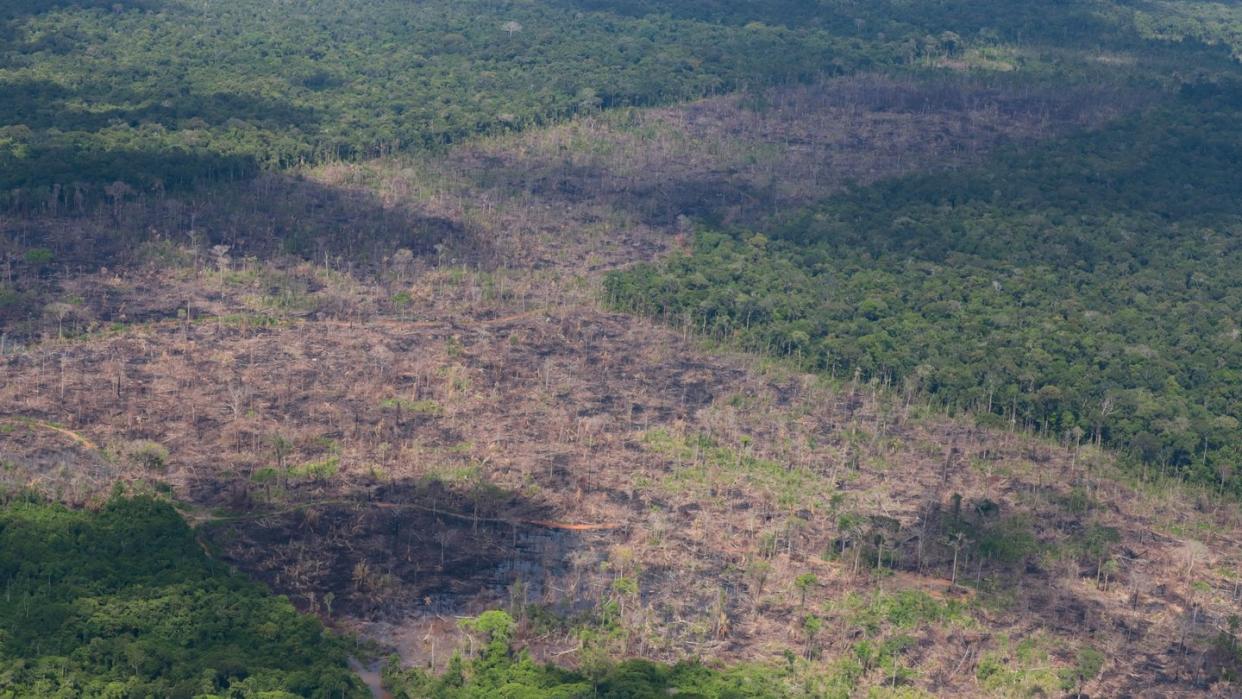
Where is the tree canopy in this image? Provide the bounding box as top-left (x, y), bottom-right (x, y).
top-left (608, 81), bottom-right (1242, 494)
top-left (0, 495), bottom-right (365, 698)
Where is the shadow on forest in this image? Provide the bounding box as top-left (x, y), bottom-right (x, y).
top-left (0, 78), bottom-right (319, 134)
top-left (552, 0), bottom-right (1129, 42)
top-left (1, 167), bottom-right (487, 270)
top-left (0, 75), bottom-right (320, 195)
top-left (0, 166), bottom-right (490, 336)
top-left (549, 0), bottom-right (851, 30)
top-left (0, 0), bottom-right (164, 20)
top-left (0, 0), bottom-right (172, 51)
top-left (196, 478), bottom-right (590, 620)
top-left (1, 0), bottom-right (317, 196)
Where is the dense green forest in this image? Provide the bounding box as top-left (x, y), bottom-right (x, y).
top-left (4, 0), bottom-right (1240, 209)
top-left (607, 79), bottom-right (1242, 493)
top-left (0, 495), bottom-right (366, 698)
top-left (0, 0), bottom-right (885, 204)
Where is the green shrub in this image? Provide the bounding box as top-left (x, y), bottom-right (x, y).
top-left (121, 440), bottom-right (171, 472)
top-left (292, 456), bottom-right (340, 481)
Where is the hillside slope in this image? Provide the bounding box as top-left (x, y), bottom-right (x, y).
top-left (3, 72), bottom-right (1242, 696)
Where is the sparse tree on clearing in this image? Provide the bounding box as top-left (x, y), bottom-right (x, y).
top-left (794, 572), bottom-right (817, 608)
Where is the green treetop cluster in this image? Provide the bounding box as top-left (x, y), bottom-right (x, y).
top-left (0, 495), bottom-right (366, 698)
